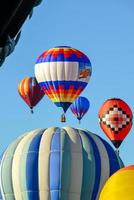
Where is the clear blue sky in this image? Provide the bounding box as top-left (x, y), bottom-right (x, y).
top-left (0, 0), bottom-right (134, 165)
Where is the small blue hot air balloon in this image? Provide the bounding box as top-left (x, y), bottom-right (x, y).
top-left (70, 96), bottom-right (90, 123)
top-left (0, 127), bottom-right (123, 200)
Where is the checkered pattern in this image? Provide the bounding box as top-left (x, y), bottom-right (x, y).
top-left (99, 105), bottom-right (132, 133)
top-left (36, 46), bottom-right (91, 64)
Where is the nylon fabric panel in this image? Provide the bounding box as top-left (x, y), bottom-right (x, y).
top-left (38, 127), bottom-right (57, 200)
top-left (35, 47), bottom-right (91, 64)
top-left (88, 133), bottom-right (110, 200)
top-left (83, 131), bottom-right (101, 200)
top-left (99, 170), bottom-right (134, 200)
top-left (36, 62), bottom-right (60, 102)
top-left (35, 62), bottom-right (83, 82)
top-left (19, 130), bottom-right (44, 200)
top-left (0, 190), bottom-right (2, 200)
top-left (35, 63), bottom-right (46, 84)
top-left (45, 62), bottom-right (62, 102)
top-left (98, 137), bottom-right (121, 175)
top-left (50, 129), bottom-right (60, 199)
top-left (25, 132), bottom-right (43, 200)
top-left (0, 152), bottom-right (8, 200)
top-left (56, 62), bottom-right (79, 103)
top-left (0, 135), bottom-right (25, 200)
top-left (64, 62), bottom-right (79, 80)
top-left (63, 127), bottom-right (83, 200)
top-left (78, 130), bottom-right (95, 200)
top-left (12, 129), bottom-right (41, 200)
top-left (39, 81), bottom-right (87, 103)
top-left (24, 78), bottom-right (30, 96)
top-left (18, 78), bottom-right (26, 97)
top-left (60, 129), bottom-right (71, 200)
top-left (18, 78), bottom-right (31, 107)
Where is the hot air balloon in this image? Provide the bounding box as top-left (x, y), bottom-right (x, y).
top-left (99, 165), bottom-right (134, 200)
top-left (0, 127), bottom-right (123, 200)
top-left (18, 77), bottom-right (44, 113)
top-left (35, 46), bottom-right (92, 122)
top-left (98, 98), bottom-right (133, 150)
top-left (70, 96), bottom-right (90, 123)
top-left (0, 0), bottom-right (43, 66)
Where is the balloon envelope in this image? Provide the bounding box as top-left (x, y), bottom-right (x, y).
top-left (98, 98), bottom-right (133, 148)
top-left (35, 46), bottom-right (92, 113)
top-left (18, 77), bottom-right (44, 112)
top-left (70, 96), bottom-right (90, 121)
top-left (0, 127), bottom-right (123, 200)
top-left (99, 165), bottom-right (134, 200)
top-left (0, 0), bottom-right (42, 67)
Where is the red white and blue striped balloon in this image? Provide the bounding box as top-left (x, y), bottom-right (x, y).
top-left (0, 127), bottom-right (123, 200)
top-left (35, 46), bottom-right (92, 113)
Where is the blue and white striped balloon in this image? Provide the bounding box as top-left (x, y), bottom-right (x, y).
top-left (0, 127), bottom-right (123, 200)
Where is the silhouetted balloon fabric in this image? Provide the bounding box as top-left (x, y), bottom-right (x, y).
top-left (99, 165), bottom-right (134, 200)
top-left (98, 98), bottom-right (133, 148)
top-left (0, 127), bottom-right (123, 200)
top-left (35, 46), bottom-right (92, 113)
top-left (18, 77), bottom-right (44, 113)
top-left (70, 96), bottom-right (90, 122)
top-left (0, 0), bottom-right (43, 67)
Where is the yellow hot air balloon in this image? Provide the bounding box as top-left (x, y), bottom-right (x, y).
top-left (99, 165), bottom-right (134, 200)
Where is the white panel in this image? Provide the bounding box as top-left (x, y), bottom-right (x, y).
top-left (64, 62), bottom-right (79, 80)
top-left (57, 62), bottom-right (65, 80)
top-left (12, 129), bottom-right (41, 200)
top-left (35, 62), bottom-right (80, 82)
top-left (38, 127), bottom-right (57, 200)
top-left (35, 63), bottom-right (46, 83)
top-left (43, 62), bottom-right (51, 82)
top-left (49, 62), bottom-right (58, 81)
top-left (63, 127), bottom-right (82, 200)
top-left (0, 151), bottom-right (6, 200)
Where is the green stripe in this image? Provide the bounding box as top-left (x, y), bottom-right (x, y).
top-left (78, 130), bottom-right (96, 200)
top-left (60, 128), bottom-right (71, 200)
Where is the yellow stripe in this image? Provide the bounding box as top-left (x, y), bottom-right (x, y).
top-left (18, 79), bottom-right (24, 96)
top-left (23, 77), bottom-right (30, 96)
top-left (18, 77), bottom-right (29, 96)
top-left (48, 94), bottom-right (80, 103)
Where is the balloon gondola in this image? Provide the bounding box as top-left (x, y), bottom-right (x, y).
top-left (35, 46), bottom-right (92, 122)
top-left (18, 77), bottom-right (44, 113)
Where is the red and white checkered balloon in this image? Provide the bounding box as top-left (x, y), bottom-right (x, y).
top-left (98, 98), bottom-right (133, 148)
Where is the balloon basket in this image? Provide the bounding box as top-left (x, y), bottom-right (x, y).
top-left (61, 113), bottom-right (66, 122)
top-left (78, 119), bottom-right (81, 124)
top-left (30, 109), bottom-right (34, 114)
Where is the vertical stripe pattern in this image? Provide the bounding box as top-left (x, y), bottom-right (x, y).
top-left (18, 77), bottom-right (44, 110)
top-left (0, 127), bottom-right (123, 200)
